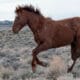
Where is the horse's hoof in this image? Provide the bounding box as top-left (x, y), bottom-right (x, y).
top-left (67, 68), bottom-right (72, 73)
top-left (32, 67), bottom-right (36, 73)
top-left (42, 62), bottom-right (48, 67)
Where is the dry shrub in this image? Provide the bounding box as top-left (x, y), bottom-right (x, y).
top-left (46, 55), bottom-right (67, 79)
top-left (0, 65), bottom-right (14, 79)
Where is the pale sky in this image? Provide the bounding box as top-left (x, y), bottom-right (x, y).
top-left (0, 0), bottom-right (80, 21)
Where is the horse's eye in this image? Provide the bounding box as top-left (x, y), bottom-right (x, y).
top-left (16, 16), bottom-right (20, 21)
top-left (17, 17), bottom-right (20, 20)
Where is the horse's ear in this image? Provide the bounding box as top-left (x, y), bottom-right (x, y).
top-left (15, 6), bottom-right (23, 15)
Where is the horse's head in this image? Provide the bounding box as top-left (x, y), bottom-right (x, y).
top-left (12, 6), bottom-right (29, 34)
top-left (12, 5), bottom-right (43, 34)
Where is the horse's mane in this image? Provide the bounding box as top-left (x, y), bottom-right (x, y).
top-left (15, 5), bottom-right (42, 16)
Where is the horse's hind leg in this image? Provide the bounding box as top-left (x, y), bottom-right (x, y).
top-left (68, 43), bottom-right (77, 72)
top-left (68, 40), bottom-right (80, 72)
top-left (68, 59), bottom-right (76, 72)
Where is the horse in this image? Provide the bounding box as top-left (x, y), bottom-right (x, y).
top-left (12, 5), bottom-right (80, 72)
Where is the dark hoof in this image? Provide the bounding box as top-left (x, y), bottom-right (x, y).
top-left (67, 68), bottom-right (72, 73)
top-left (41, 62), bottom-right (48, 67)
top-left (32, 66), bottom-right (36, 73)
top-left (31, 61), bottom-right (37, 73)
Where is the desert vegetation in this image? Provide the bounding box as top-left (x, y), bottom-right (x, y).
top-left (0, 27), bottom-right (80, 80)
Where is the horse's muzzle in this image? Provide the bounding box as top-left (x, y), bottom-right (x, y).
top-left (12, 27), bottom-right (19, 34)
top-left (12, 29), bottom-right (19, 34)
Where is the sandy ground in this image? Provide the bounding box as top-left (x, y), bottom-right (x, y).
top-left (0, 27), bottom-right (80, 80)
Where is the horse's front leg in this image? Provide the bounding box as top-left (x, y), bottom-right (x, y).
top-left (32, 41), bottom-right (52, 72)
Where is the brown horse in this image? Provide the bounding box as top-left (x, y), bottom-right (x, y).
top-left (12, 5), bottom-right (80, 72)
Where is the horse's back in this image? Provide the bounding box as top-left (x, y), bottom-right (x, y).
top-left (38, 17), bottom-right (80, 47)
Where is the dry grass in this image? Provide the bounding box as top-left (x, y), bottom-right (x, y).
top-left (46, 55), bottom-right (67, 79)
top-left (0, 29), bottom-right (80, 80)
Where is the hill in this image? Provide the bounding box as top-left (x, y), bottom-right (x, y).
top-left (0, 20), bottom-right (13, 27)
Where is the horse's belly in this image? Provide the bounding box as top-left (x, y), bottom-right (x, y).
top-left (54, 27), bottom-right (74, 47)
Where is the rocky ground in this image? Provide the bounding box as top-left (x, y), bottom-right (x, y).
top-left (0, 27), bottom-right (80, 80)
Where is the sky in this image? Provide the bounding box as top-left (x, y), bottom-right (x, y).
top-left (0, 0), bottom-right (80, 21)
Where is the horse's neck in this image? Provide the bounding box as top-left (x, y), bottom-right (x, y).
top-left (28, 15), bottom-right (43, 34)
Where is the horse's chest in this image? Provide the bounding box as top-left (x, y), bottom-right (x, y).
top-left (34, 31), bottom-right (44, 44)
